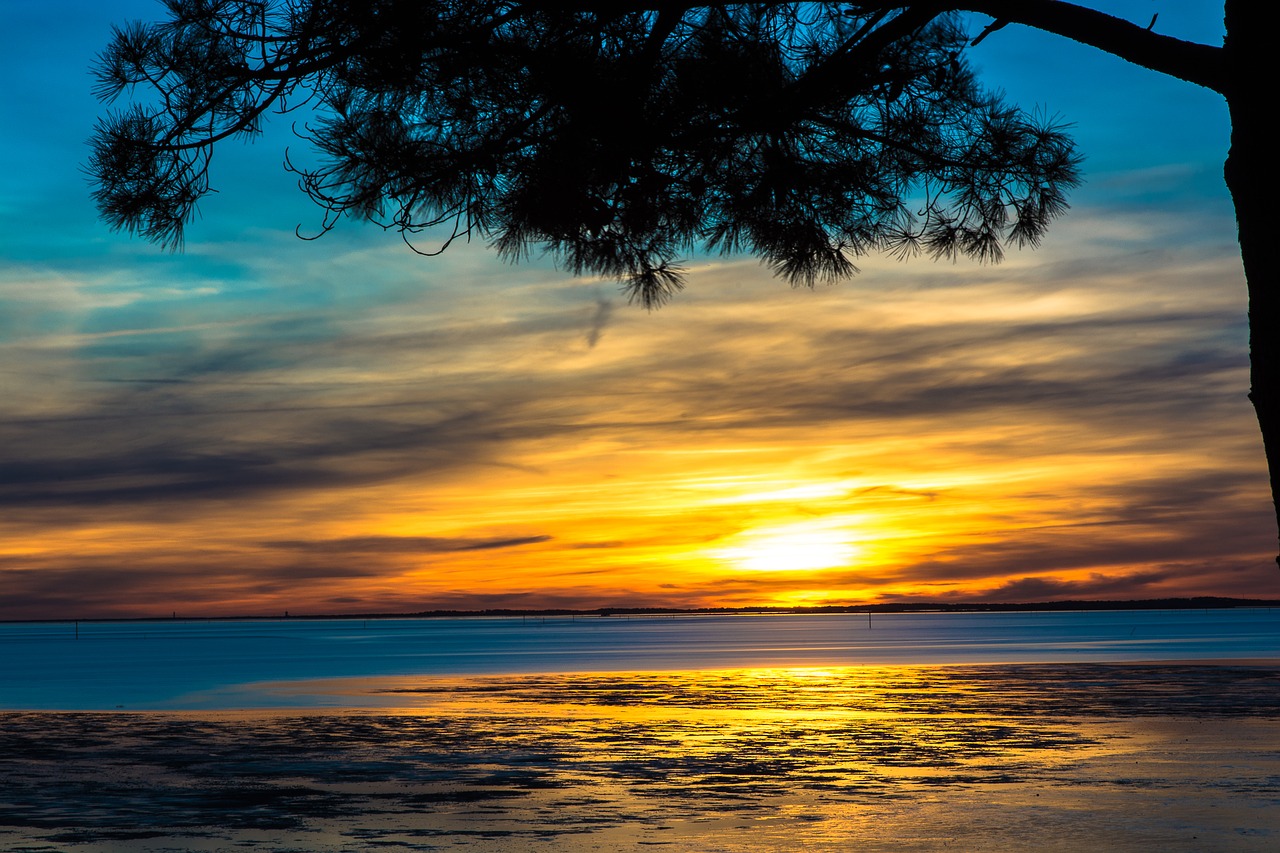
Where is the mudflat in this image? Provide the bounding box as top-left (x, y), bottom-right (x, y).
top-left (2, 663), bottom-right (1277, 851)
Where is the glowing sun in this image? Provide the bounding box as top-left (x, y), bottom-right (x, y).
top-left (715, 521), bottom-right (859, 572)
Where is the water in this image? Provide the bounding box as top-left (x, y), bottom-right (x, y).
top-left (1, 609), bottom-right (1276, 710)
top-left (3, 612), bottom-right (1279, 851)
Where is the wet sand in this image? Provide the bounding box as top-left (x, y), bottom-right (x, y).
top-left (2, 663), bottom-right (1278, 851)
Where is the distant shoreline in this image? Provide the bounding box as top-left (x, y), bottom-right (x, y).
top-left (5, 596), bottom-right (1279, 625)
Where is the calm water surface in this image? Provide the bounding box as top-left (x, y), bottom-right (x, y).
top-left (1, 609), bottom-right (1276, 709)
top-left (2, 613), bottom-right (1279, 851)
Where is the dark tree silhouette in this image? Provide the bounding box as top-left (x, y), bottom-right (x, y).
top-left (90, 1), bottom-right (1081, 304)
top-left (88, 2), bottom-right (1276, 559)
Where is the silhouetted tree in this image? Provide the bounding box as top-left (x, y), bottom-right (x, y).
top-left (88, 2), bottom-right (1276, 559)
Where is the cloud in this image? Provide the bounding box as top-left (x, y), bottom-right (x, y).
top-left (973, 571), bottom-right (1177, 602)
top-left (585, 295), bottom-right (613, 348)
top-left (0, 404), bottom-right (520, 508)
top-left (262, 535), bottom-right (552, 554)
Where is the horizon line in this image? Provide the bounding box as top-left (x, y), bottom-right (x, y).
top-left (5, 596), bottom-right (1279, 625)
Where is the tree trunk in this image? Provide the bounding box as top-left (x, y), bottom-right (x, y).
top-left (1221, 1), bottom-right (1279, 564)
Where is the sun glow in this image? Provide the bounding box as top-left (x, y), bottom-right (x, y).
top-left (714, 520), bottom-right (860, 572)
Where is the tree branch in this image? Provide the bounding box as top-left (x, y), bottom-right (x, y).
top-left (522, 1), bottom-right (1229, 93)
top-left (863, 0), bottom-right (1227, 93)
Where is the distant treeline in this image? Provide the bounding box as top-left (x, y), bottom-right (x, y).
top-left (14, 597), bottom-right (1280, 624)
top-left (517, 597), bottom-right (1280, 617)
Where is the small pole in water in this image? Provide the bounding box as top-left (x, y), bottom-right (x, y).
top-left (867, 610), bottom-right (872, 629)
top-left (74, 620), bottom-right (78, 640)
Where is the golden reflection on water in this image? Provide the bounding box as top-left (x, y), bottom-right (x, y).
top-left (2, 664), bottom-right (1278, 852)
top-left (361, 666), bottom-right (1110, 793)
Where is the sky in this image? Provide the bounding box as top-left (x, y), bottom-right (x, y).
top-left (2, 2), bottom-right (1275, 619)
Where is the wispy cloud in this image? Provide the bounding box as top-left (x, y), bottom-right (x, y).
top-left (263, 535), bottom-right (552, 554)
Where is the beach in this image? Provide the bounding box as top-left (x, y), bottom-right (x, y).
top-left (2, 663), bottom-right (1278, 851)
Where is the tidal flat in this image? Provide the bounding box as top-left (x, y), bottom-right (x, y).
top-left (2, 664), bottom-right (1278, 851)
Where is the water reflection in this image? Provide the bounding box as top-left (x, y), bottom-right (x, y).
top-left (2, 665), bottom-right (1277, 851)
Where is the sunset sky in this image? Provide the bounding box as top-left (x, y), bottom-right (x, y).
top-left (2, 1), bottom-right (1275, 619)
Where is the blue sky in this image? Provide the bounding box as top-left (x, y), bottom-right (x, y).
top-left (1, 2), bottom-right (1272, 618)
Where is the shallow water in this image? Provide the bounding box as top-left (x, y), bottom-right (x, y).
top-left (3, 616), bottom-right (1278, 850)
top-left (2, 665), bottom-right (1278, 852)
top-left (2, 609), bottom-right (1277, 709)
